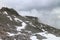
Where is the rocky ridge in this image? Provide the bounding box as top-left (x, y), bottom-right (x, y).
top-left (0, 7), bottom-right (60, 40)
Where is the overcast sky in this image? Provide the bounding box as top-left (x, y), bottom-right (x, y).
top-left (0, 0), bottom-right (60, 29)
top-left (0, 0), bottom-right (60, 10)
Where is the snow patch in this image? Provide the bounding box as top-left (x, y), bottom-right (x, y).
top-left (25, 21), bottom-right (30, 23)
top-left (7, 32), bottom-right (21, 36)
top-left (3, 11), bottom-right (8, 15)
top-left (30, 36), bottom-right (38, 40)
top-left (35, 32), bottom-right (60, 40)
top-left (42, 29), bottom-right (45, 32)
top-left (16, 22), bottom-right (27, 31)
top-left (7, 16), bottom-right (13, 21)
top-left (29, 22), bottom-right (36, 27)
top-left (25, 30), bottom-right (32, 33)
top-left (7, 32), bottom-right (15, 36)
top-left (14, 17), bottom-right (23, 22)
top-left (41, 25), bottom-right (43, 27)
top-left (0, 39), bottom-right (2, 40)
top-left (14, 39), bottom-right (16, 40)
top-left (7, 24), bottom-right (10, 27)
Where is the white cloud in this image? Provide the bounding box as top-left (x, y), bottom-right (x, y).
top-left (1, 0), bottom-right (60, 10)
top-left (18, 7), bottom-right (60, 29)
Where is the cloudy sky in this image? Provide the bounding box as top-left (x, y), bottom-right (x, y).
top-left (0, 0), bottom-right (60, 29)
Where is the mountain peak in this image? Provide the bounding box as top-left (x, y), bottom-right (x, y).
top-left (0, 7), bottom-right (60, 40)
top-left (0, 7), bottom-right (19, 16)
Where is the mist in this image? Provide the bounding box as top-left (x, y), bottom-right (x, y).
top-left (17, 8), bottom-right (60, 29)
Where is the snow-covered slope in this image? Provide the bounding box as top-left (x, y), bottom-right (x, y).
top-left (0, 7), bottom-right (60, 40)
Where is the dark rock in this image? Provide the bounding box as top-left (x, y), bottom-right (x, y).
top-left (0, 7), bottom-right (60, 40)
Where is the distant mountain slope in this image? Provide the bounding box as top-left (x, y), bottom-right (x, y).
top-left (0, 7), bottom-right (60, 40)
